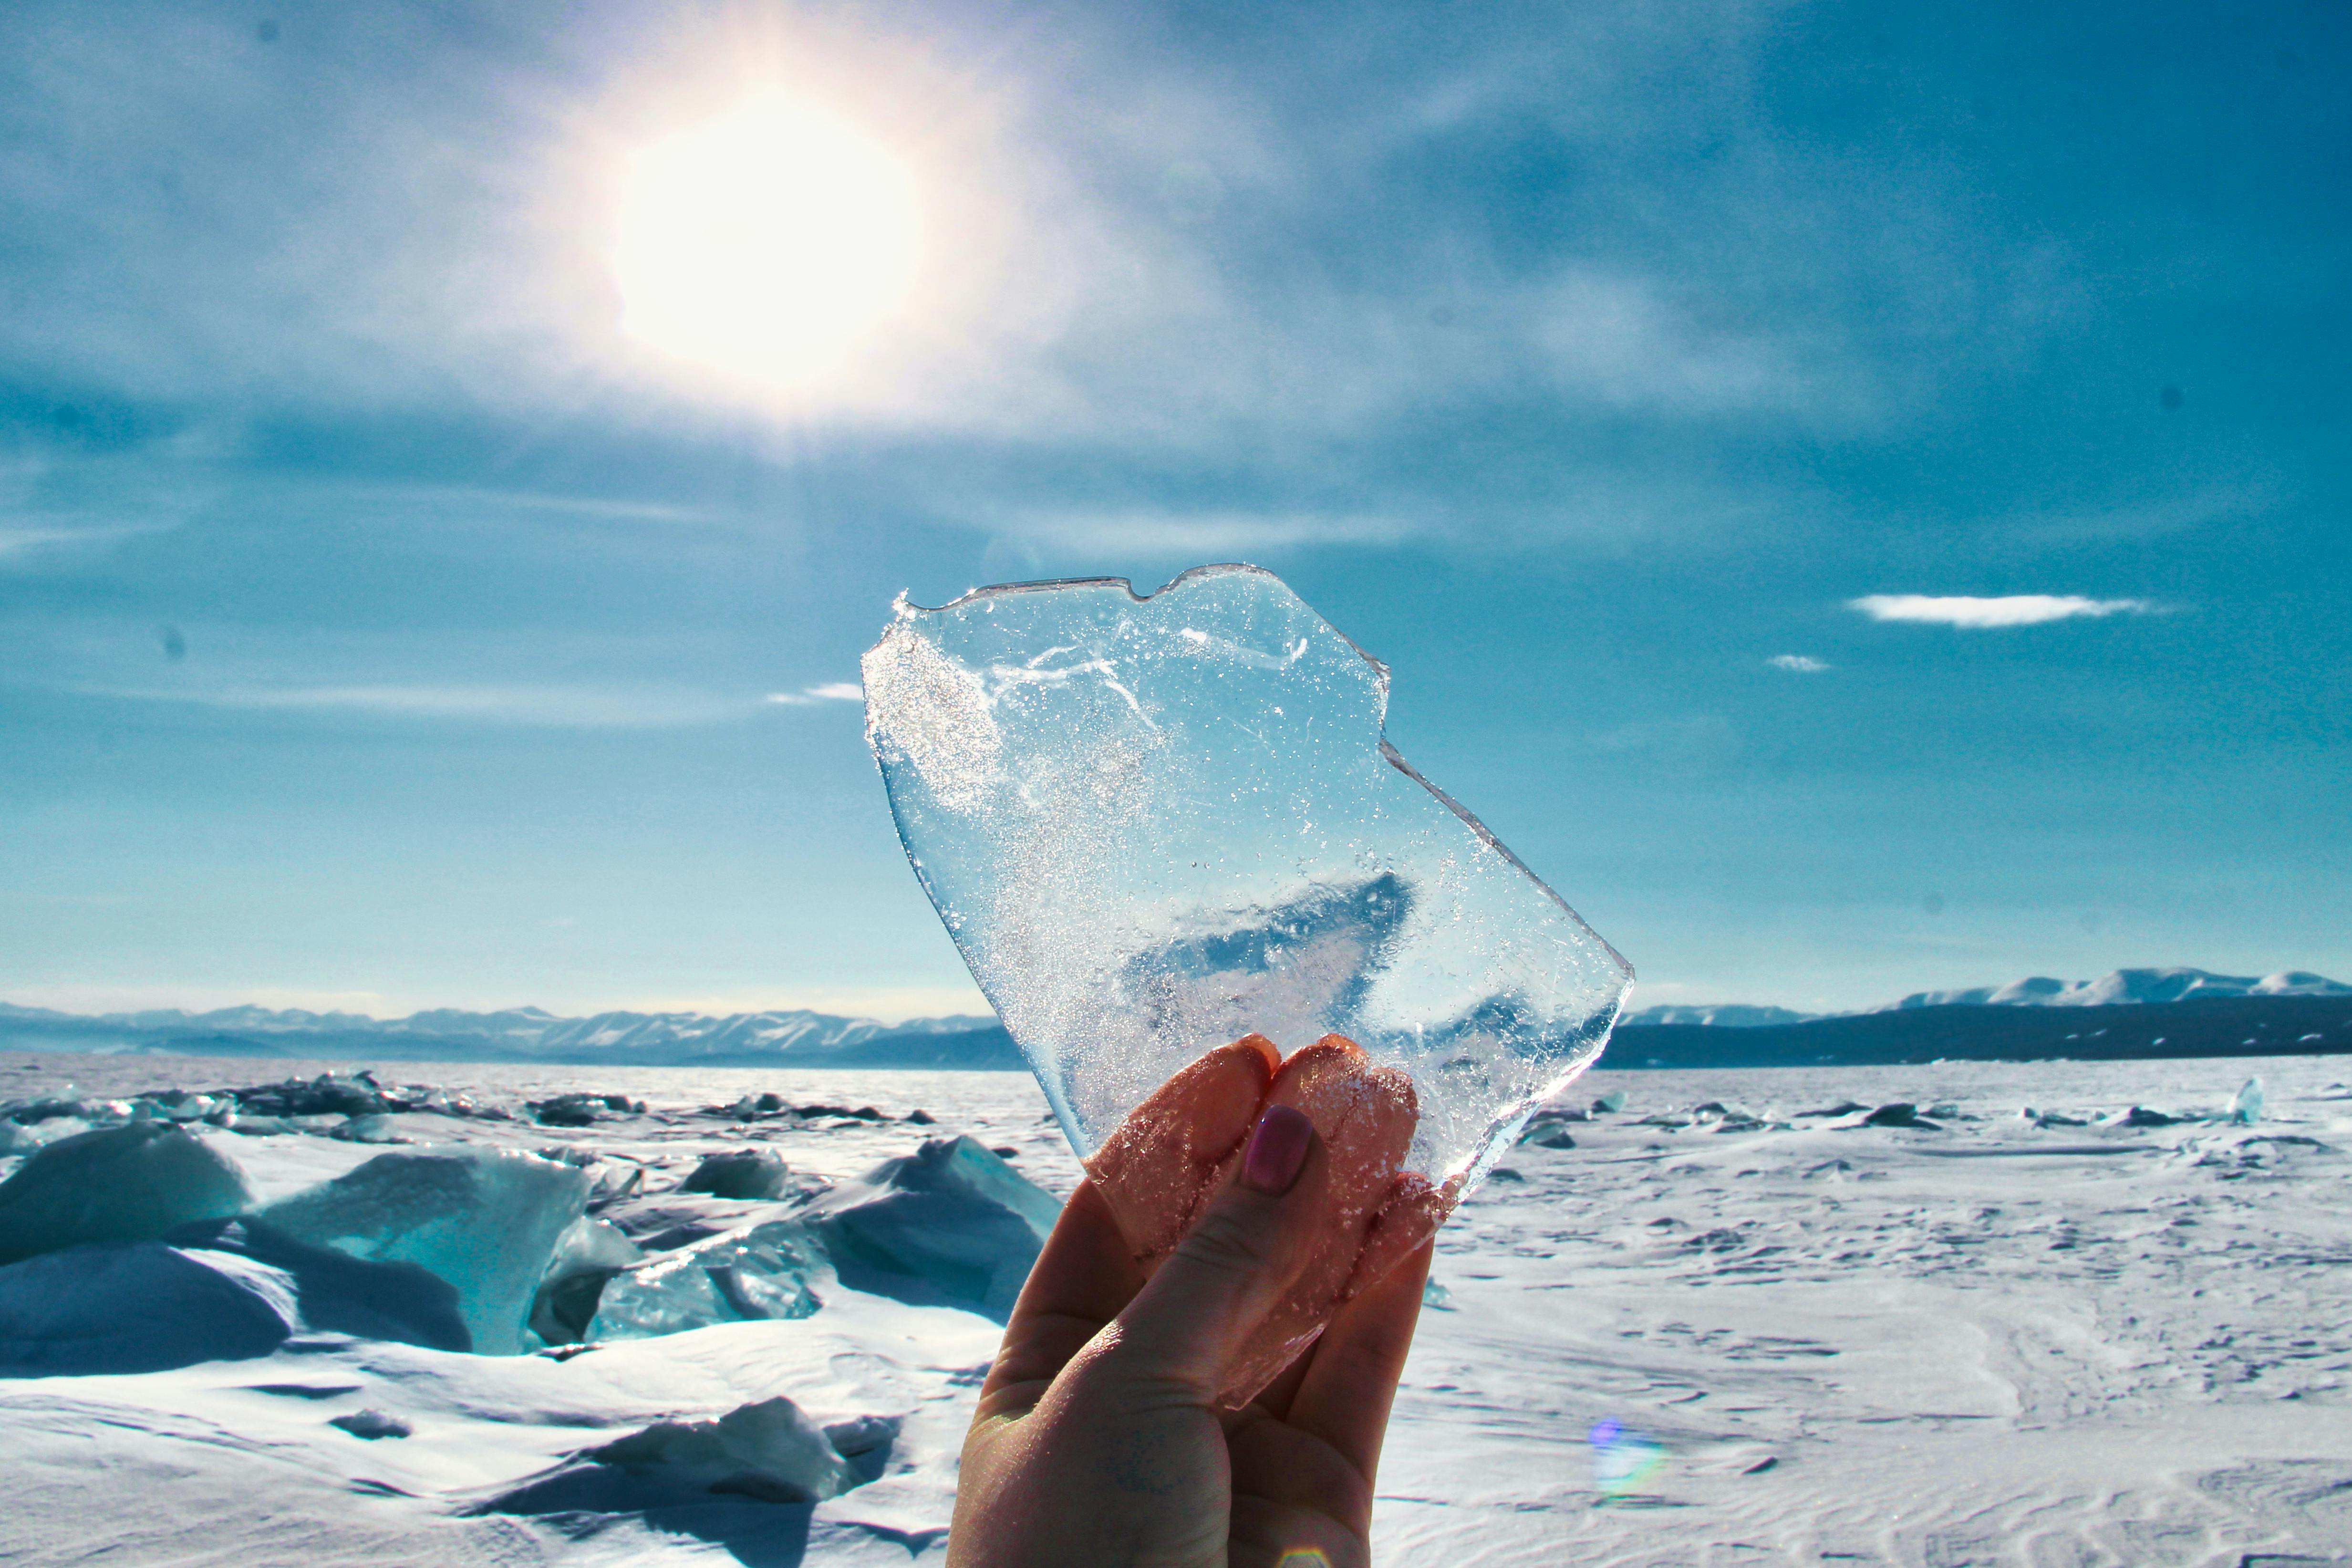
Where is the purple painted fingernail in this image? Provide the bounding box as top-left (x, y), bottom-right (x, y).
top-left (1242, 1104), bottom-right (1313, 1194)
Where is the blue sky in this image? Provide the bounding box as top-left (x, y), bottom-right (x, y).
top-left (2, 0), bottom-right (2346, 1021)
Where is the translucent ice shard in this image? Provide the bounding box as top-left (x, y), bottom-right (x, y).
top-left (863, 567), bottom-right (1631, 1393)
top-left (863, 566), bottom-right (1632, 1190)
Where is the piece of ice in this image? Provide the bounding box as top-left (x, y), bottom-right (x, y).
top-left (0, 1219), bottom-right (468, 1376)
top-left (176, 1218), bottom-right (471, 1350)
top-left (682, 1148), bottom-right (793, 1200)
top-left (861, 565), bottom-right (1631, 1197)
top-left (2230, 1077), bottom-right (2263, 1125)
top-left (0, 1123), bottom-right (253, 1266)
top-left (529, 1216), bottom-right (644, 1345)
top-left (259, 1148), bottom-right (588, 1355)
top-left (596, 1189), bottom-right (813, 1252)
top-left (587, 1220), bottom-right (828, 1341)
top-left (329, 1113), bottom-right (409, 1144)
top-left (801, 1135), bottom-right (1059, 1321)
top-left (0, 1120), bottom-right (53, 1157)
top-left (485, 1395), bottom-right (865, 1514)
top-left (586, 1136), bottom-right (1057, 1339)
top-left (0, 1241), bottom-right (294, 1376)
top-left (229, 1074), bottom-right (390, 1119)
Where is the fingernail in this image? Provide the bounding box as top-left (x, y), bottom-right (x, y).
top-left (1242, 1104), bottom-right (1313, 1195)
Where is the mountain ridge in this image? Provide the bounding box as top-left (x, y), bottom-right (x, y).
top-left (1620, 966), bottom-right (2349, 1028)
top-left (4, 965), bottom-right (2347, 1069)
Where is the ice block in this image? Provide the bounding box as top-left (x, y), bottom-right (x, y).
top-left (861, 564), bottom-right (1631, 1400)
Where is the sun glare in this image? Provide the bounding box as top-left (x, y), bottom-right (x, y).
top-left (612, 93), bottom-right (921, 388)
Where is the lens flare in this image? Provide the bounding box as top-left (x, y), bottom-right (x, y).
top-left (612, 93), bottom-right (921, 388)
top-left (1590, 1416), bottom-right (1666, 1499)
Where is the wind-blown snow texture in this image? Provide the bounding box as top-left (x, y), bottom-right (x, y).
top-left (3, 1050), bottom-right (2349, 1565)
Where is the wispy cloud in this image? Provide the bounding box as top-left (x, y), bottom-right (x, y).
top-left (765, 682), bottom-right (863, 706)
top-left (0, 523), bottom-right (160, 560)
top-left (1849, 594), bottom-right (2152, 629)
top-left (1768, 654), bottom-right (1831, 672)
top-left (80, 682), bottom-right (754, 727)
top-left (338, 484), bottom-right (738, 527)
top-left (990, 509), bottom-right (1414, 555)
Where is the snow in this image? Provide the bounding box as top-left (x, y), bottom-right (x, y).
top-left (3, 1050), bottom-right (2350, 1564)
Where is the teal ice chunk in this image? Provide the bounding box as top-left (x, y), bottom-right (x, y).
top-left (2230, 1077), bottom-right (2264, 1125)
top-left (585, 1135), bottom-right (1059, 1338)
top-left (861, 566), bottom-right (1632, 1196)
top-left (0, 1123), bottom-right (252, 1266)
top-left (528, 1216), bottom-right (643, 1345)
top-left (587, 1221), bottom-right (826, 1341)
top-left (802, 1135), bottom-right (1057, 1320)
top-left (259, 1148), bottom-right (586, 1354)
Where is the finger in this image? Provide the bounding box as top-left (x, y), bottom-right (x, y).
top-left (1342, 1171), bottom-right (1453, 1300)
top-left (977, 1180), bottom-right (1143, 1411)
top-left (1086, 1035), bottom-right (1280, 1263)
top-left (1242, 1335), bottom-right (1320, 1424)
top-left (1096, 1105), bottom-right (1329, 1400)
top-left (1215, 1040), bottom-right (1420, 1406)
top-left (1279, 1237), bottom-right (1432, 1481)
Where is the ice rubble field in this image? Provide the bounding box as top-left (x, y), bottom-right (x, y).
top-left (3, 1051), bottom-right (2350, 1568)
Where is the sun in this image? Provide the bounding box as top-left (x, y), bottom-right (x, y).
top-left (612, 93), bottom-right (921, 388)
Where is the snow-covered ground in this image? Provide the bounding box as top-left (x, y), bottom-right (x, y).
top-left (4, 1051), bottom-right (2349, 1567)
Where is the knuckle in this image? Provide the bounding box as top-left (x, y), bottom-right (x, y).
top-left (1173, 1204), bottom-right (1276, 1277)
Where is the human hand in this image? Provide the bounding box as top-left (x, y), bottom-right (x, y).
top-left (946, 1104), bottom-right (1433, 1568)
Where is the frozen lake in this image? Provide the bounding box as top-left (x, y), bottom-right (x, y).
top-left (4, 1049), bottom-right (2349, 1566)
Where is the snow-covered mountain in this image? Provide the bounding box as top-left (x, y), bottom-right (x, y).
top-left (0, 1000), bottom-right (1008, 1065)
top-left (6, 965), bottom-right (2346, 1064)
top-left (1883, 967), bottom-right (2352, 1011)
top-left (1617, 967), bottom-right (2350, 1027)
top-left (1618, 1003), bottom-right (1821, 1028)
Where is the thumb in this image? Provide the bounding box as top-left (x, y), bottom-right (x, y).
top-left (1095, 1104), bottom-right (1328, 1398)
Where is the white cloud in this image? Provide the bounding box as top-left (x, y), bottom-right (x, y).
top-left (1768, 654), bottom-right (1830, 672)
top-left (1848, 594), bottom-right (2151, 629)
top-left (765, 682), bottom-right (863, 706)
